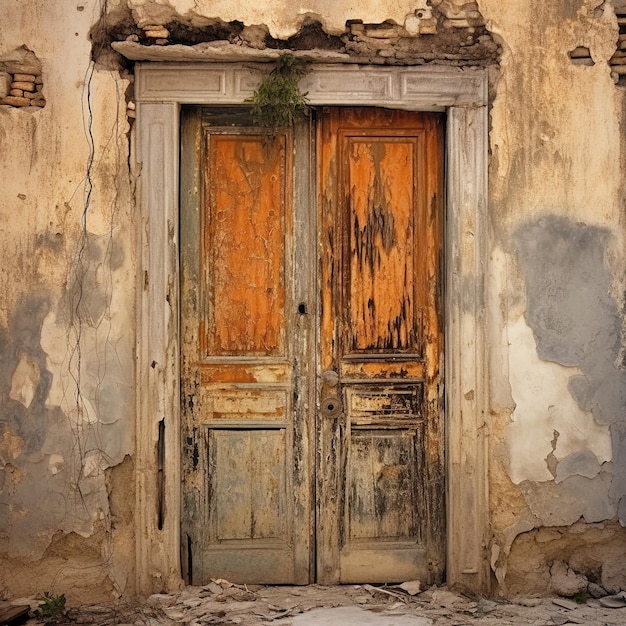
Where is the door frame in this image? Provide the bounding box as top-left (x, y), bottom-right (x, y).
top-left (132, 62), bottom-right (490, 595)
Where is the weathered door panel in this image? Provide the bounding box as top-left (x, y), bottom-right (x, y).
top-left (180, 108), bottom-right (313, 584)
top-left (317, 108), bottom-right (445, 584)
top-left (181, 106), bottom-right (443, 586)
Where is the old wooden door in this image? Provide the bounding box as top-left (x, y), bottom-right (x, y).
top-left (181, 106), bottom-right (444, 585)
top-left (180, 108), bottom-right (314, 585)
top-left (316, 108), bottom-right (445, 583)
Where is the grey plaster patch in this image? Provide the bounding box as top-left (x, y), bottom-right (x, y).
top-left (68, 233), bottom-right (125, 326)
top-left (516, 215), bottom-right (626, 521)
top-left (555, 449), bottom-right (602, 483)
top-left (0, 287), bottom-right (131, 560)
top-left (520, 472), bottom-right (614, 525)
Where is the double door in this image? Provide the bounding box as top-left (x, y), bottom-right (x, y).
top-left (180, 106), bottom-right (444, 585)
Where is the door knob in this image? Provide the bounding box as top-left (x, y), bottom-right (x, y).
top-left (321, 370), bottom-right (339, 387)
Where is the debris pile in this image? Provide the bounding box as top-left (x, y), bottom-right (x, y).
top-left (11, 580), bottom-right (626, 626)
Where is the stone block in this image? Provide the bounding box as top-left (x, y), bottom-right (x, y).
top-left (11, 81), bottom-right (35, 91)
top-left (364, 27), bottom-right (401, 38)
top-left (0, 95), bottom-right (30, 106)
top-left (549, 561), bottom-right (588, 597)
top-left (0, 72), bottom-right (10, 98)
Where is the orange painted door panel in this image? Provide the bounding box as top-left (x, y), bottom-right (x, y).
top-left (317, 108), bottom-right (445, 583)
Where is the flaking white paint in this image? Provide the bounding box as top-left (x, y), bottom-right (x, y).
top-left (506, 315), bottom-right (612, 485)
top-left (9, 353), bottom-right (40, 409)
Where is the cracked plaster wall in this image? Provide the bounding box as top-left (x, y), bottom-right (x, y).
top-left (125, 0), bottom-right (478, 39)
top-left (1, 0), bottom-right (626, 603)
top-left (0, 1), bottom-right (135, 603)
top-left (481, 0), bottom-right (626, 595)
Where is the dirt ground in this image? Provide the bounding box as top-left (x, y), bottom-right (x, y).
top-left (12, 581), bottom-right (626, 626)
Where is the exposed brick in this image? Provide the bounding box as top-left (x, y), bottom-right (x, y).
top-left (444, 18), bottom-right (471, 28)
top-left (144, 26), bottom-right (169, 38)
top-left (12, 81), bottom-right (35, 91)
top-left (354, 34), bottom-right (394, 49)
top-left (13, 73), bottom-right (36, 82)
top-left (0, 72), bottom-right (10, 98)
top-left (10, 89), bottom-right (24, 96)
top-left (0, 96), bottom-right (30, 106)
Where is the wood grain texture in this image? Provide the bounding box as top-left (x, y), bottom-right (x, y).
top-left (181, 113), bottom-right (310, 585)
top-left (203, 134), bottom-right (287, 356)
top-left (317, 107), bottom-right (444, 584)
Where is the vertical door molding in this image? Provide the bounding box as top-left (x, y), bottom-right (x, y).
top-left (446, 105), bottom-right (490, 589)
top-left (133, 62), bottom-right (490, 594)
top-left (135, 101), bottom-right (183, 594)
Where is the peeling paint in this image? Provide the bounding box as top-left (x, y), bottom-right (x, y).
top-left (1, 0), bottom-right (625, 604)
top-left (506, 315), bottom-right (612, 485)
top-left (9, 352), bottom-right (41, 409)
top-left (555, 449), bottom-right (603, 484)
top-left (515, 216), bottom-right (626, 523)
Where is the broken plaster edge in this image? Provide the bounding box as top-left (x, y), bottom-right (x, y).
top-left (113, 41), bottom-right (354, 64)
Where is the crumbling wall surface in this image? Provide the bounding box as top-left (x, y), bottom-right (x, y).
top-left (125, 0), bottom-right (487, 40)
top-left (99, 0), bottom-right (499, 66)
top-left (2, 0), bottom-right (626, 604)
top-left (482, 0), bottom-right (626, 596)
top-left (0, 1), bottom-right (135, 604)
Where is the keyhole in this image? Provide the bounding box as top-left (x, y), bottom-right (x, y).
top-left (298, 303), bottom-right (307, 315)
top-left (327, 402), bottom-right (335, 411)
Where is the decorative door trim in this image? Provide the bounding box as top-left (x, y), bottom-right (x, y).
top-left (133, 62), bottom-right (489, 594)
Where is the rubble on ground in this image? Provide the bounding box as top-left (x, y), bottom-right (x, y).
top-left (9, 581), bottom-right (626, 625)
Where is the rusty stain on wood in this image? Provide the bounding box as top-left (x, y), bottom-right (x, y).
top-left (346, 136), bottom-right (418, 351)
top-left (341, 360), bottom-right (425, 380)
top-left (199, 363), bottom-right (291, 384)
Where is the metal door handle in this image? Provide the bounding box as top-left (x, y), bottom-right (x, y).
top-left (321, 370), bottom-right (339, 388)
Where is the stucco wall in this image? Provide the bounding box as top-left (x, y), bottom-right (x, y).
top-left (481, 0), bottom-right (626, 595)
top-left (0, 2), bottom-right (135, 602)
top-left (0, 0), bottom-right (624, 603)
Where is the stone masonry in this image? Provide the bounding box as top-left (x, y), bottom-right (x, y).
top-left (0, 46), bottom-right (46, 110)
